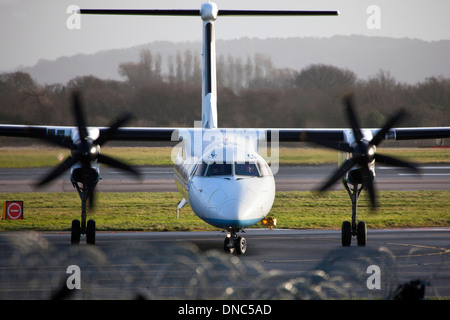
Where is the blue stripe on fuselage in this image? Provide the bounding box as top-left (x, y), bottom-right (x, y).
top-left (200, 217), bottom-right (262, 229)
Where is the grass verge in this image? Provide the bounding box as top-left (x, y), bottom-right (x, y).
top-left (0, 191), bottom-right (448, 232)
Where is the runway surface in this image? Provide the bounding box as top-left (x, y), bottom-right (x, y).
top-left (0, 228), bottom-right (448, 299)
top-left (1, 164), bottom-right (450, 192)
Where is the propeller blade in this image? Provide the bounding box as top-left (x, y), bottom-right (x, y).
top-left (343, 93), bottom-right (363, 142)
top-left (375, 154), bottom-right (420, 173)
top-left (36, 156), bottom-right (77, 187)
top-left (371, 109), bottom-right (407, 146)
top-left (95, 112), bottom-right (132, 146)
top-left (319, 158), bottom-right (355, 192)
top-left (71, 91), bottom-right (89, 142)
top-left (361, 165), bottom-right (377, 209)
top-left (86, 177), bottom-right (96, 209)
top-left (98, 154), bottom-right (141, 178)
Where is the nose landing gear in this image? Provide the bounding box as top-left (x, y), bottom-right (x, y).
top-left (341, 180), bottom-right (367, 247)
top-left (71, 179), bottom-right (98, 245)
top-left (223, 228), bottom-right (247, 254)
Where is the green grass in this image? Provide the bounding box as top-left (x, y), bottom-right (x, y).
top-left (1, 146), bottom-right (449, 168)
top-left (0, 147), bottom-right (171, 168)
top-left (1, 191), bottom-right (449, 232)
top-left (379, 148), bottom-right (450, 164)
top-left (271, 191), bottom-right (450, 229)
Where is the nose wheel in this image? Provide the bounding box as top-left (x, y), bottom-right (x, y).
top-left (223, 229), bottom-right (247, 254)
top-left (71, 218), bottom-right (96, 245)
top-left (341, 180), bottom-right (367, 247)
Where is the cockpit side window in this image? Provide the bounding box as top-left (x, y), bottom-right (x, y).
top-left (257, 160), bottom-right (273, 176)
top-left (235, 162), bottom-right (260, 177)
top-left (206, 162), bottom-right (233, 176)
top-left (194, 162), bottom-right (208, 176)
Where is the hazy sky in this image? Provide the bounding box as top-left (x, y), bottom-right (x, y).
top-left (1, 0), bottom-right (450, 72)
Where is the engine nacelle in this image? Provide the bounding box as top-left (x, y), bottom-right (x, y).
top-left (71, 164), bottom-right (100, 185)
top-left (338, 129), bottom-right (376, 185)
top-left (347, 167), bottom-right (374, 185)
top-left (70, 127), bottom-right (101, 185)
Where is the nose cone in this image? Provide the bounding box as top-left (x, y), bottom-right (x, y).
top-left (218, 198), bottom-right (254, 226)
top-left (189, 176), bottom-right (275, 229)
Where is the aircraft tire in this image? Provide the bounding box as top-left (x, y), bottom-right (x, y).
top-left (86, 219), bottom-right (96, 245)
top-left (357, 221), bottom-right (367, 246)
top-left (236, 236), bottom-right (247, 255)
top-left (71, 219), bottom-right (81, 245)
top-left (341, 221), bottom-right (351, 247)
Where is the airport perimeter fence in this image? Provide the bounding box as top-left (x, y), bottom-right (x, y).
top-left (0, 232), bottom-right (437, 300)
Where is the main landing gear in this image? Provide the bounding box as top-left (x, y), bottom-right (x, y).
top-left (70, 179), bottom-right (97, 245)
top-left (223, 228), bottom-right (247, 254)
top-left (341, 180), bottom-right (367, 247)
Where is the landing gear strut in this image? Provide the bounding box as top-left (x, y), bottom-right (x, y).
top-left (71, 179), bottom-right (97, 245)
top-left (223, 228), bottom-right (247, 254)
top-left (341, 180), bottom-right (367, 247)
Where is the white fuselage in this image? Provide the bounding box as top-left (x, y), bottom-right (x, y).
top-left (174, 140), bottom-right (276, 229)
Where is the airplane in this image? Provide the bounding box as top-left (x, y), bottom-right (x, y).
top-left (1, 2), bottom-right (450, 253)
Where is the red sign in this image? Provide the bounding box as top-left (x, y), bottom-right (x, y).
top-left (4, 201), bottom-right (23, 220)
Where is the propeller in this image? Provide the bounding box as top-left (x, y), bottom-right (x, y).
top-left (316, 93), bottom-right (420, 208)
top-left (36, 91), bottom-right (140, 207)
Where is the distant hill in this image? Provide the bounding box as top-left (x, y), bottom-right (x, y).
top-left (19, 35), bottom-right (450, 85)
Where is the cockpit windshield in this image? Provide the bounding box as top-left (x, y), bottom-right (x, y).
top-left (205, 162), bottom-right (232, 176)
top-left (193, 159), bottom-right (272, 178)
top-left (235, 162), bottom-right (259, 177)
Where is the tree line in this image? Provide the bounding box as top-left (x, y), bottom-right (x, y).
top-left (1, 49), bottom-right (449, 133)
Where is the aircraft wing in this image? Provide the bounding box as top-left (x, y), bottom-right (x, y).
top-left (269, 127), bottom-right (450, 142)
top-left (387, 127), bottom-right (450, 141)
top-left (0, 125), bottom-right (178, 143)
top-left (112, 127), bottom-right (450, 143)
top-left (1, 124), bottom-right (450, 144)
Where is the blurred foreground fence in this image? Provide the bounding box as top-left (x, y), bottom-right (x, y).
top-left (0, 232), bottom-right (431, 300)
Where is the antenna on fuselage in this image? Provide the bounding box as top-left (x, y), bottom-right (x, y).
top-left (80, 3), bottom-right (339, 129)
